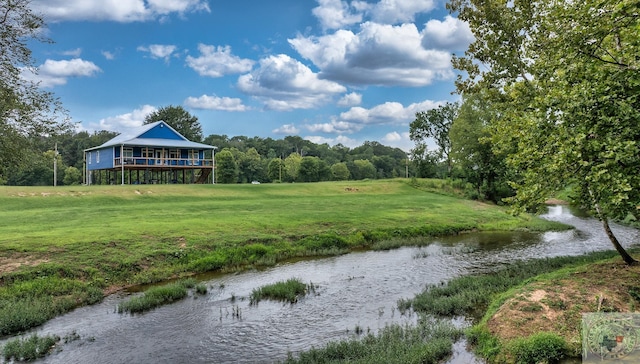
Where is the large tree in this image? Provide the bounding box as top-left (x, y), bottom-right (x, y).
top-left (410, 102), bottom-right (459, 176)
top-left (450, 0), bottom-right (639, 264)
top-left (0, 0), bottom-right (71, 182)
top-left (144, 105), bottom-right (203, 142)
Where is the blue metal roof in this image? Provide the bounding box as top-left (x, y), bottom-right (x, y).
top-left (85, 121), bottom-right (216, 151)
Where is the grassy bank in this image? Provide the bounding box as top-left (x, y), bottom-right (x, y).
top-left (281, 317), bottom-right (463, 364)
top-left (397, 249), bottom-right (640, 363)
top-left (0, 179), bottom-right (566, 336)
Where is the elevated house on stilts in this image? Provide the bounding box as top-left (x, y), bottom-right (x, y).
top-left (83, 121), bottom-right (217, 185)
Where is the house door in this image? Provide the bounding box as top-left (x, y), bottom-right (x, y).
top-left (155, 150), bottom-right (168, 165)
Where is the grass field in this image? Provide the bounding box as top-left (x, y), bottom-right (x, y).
top-left (0, 179), bottom-right (566, 335)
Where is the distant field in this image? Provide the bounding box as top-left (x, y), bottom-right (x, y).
top-left (0, 179), bottom-right (556, 252)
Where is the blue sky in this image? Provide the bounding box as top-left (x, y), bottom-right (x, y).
top-left (26, 0), bottom-right (473, 151)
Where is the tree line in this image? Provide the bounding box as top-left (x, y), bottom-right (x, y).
top-left (1, 105), bottom-right (418, 185)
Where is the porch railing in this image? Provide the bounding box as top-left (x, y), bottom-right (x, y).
top-left (114, 157), bottom-right (213, 167)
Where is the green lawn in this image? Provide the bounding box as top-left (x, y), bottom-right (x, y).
top-left (0, 179), bottom-right (566, 335)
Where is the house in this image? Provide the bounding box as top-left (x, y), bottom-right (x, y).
top-left (84, 121), bottom-right (217, 185)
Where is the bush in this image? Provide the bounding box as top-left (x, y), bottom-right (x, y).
top-left (508, 332), bottom-right (567, 364)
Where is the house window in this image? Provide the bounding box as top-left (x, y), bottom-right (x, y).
top-left (142, 148), bottom-right (153, 158)
top-left (96, 150), bottom-right (100, 163)
top-left (189, 150), bottom-right (199, 160)
top-left (169, 149), bottom-right (179, 159)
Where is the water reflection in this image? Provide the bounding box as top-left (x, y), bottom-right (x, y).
top-left (5, 206), bottom-right (638, 363)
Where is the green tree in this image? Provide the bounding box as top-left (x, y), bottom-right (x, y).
top-left (350, 159), bottom-right (376, 180)
top-left (238, 147), bottom-right (264, 183)
top-left (267, 158), bottom-right (284, 182)
top-left (450, 0), bottom-right (639, 264)
top-left (283, 152), bottom-right (302, 182)
top-left (63, 166), bottom-right (81, 185)
top-left (330, 162), bottom-right (350, 181)
top-left (215, 149), bottom-right (238, 184)
top-left (0, 0), bottom-right (71, 181)
top-left (144, 105), bottom-right (203, 142)
top-left (450, 92), bottom-right (511, 202)
top-left (298, 156), bottom-right (319, 182)
top-left (410, 102), bottom-right (458, 176)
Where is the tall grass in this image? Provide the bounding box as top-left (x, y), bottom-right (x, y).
top-left (282, 317), bottom-right (462, 364)
top-left (2, 334), bottom-right (59, 362)
top-left (250, 278), bottom-right (313, 304)
top-left (117, 279), bottom-right (197, 314)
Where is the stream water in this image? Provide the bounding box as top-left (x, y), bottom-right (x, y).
top-left (4, 206), bottom-right (639, 363)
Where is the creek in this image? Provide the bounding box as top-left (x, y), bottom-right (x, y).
top-left (5, 206), bottom-right (639, 363)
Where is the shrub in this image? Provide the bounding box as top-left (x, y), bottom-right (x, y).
top-left (508, 332), bottom-right (567, 364)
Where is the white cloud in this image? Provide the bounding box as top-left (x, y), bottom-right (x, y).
top-left (61, 48), bottom-right (82, 57)
top-left (96, 105), bottom-right (157, 131)
top-left (237, 54), bottom-right (346, 111)
top-left (273, 124), bottom-right (300, 135)
top-left (305, 120), bottom-right (362, 134)
top-left (186, 44), bottom-right (254, 77)
top-left (184, 94), bottom-right (249, 111)
top-left (312, 0), bottom-right (362, 30)
top-left (381, 131), bottom-right (412, 152)
top-left (32, 0), bottom-right (209, 22)
top-left (337, 92), bottom-right (362, 107)
top-left (305, 135), bottom-right (359, 148)
top-left (289, 22), bottom-right (453, 87)
top-left (349, 0), bottom-right (435, 25)
top-left (137, 44), bottom-right (178, 62)
top-left (23, 58), bottom-right (102, 88)
top-left (102, 51), bottom-right (116, 60)
top-left (338, 99), bottom-right (441, 125)
top-left (421, 16), bottom-right (474, 50)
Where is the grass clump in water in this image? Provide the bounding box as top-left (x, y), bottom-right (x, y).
top-left (282, 317), bottom-right (462, 364)
top-left (250, 278), bottom-right (312, 304)
top-left (2, 334), bottom-right (60, 362)
top-left (117, 279), bottom-right (198, 314)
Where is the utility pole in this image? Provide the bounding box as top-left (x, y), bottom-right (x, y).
top-left (53, 143), bottom-right (58, 186)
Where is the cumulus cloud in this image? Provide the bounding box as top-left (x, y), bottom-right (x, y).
top-left (184, 94), bottom-right (249, 111)
top-left (273, 124), bottom-right (300, 135)
top-left (96, 105), bottom-right (157, 131)
top-left (23, 58), bottom-right (102, 88)
top-left (421, 15), bottom-right (474, 50)
top-left (237, 54), bottom-right (346, 111)
top-left (137, 44), bottom-right (178, 62)
top-left (337, 92), bottom-right (362, 107)
top-left (289, 22), bottom-right (453, 87)
top-left (305, 135), bottom-right (359, 148)
top-left (381, 131), bottom-right (412, 151)
top-left (186, 44), bottom-right (254, 77)
top-left (305, 120), bottom-right (362, 134)
top-left (31, 0), bottom-right (210, 22)
top-left (312, 0), bottom-right (362, 30)
top-left (338, 99), bottom-right (441, 125)
top-left (353, 0), bottom-right (435, 24)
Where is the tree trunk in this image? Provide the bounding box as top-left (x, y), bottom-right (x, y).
top-left (601, 217), bottom-right (637, 265)
top-left (589, 188), bottom-right (637, 265)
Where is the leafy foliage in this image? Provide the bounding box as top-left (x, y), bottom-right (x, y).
top-left (0, 0), bottom-right (71, 181)
top-left (450, 0), bottom-right (639, 263)
top-left (144, 105), bottom-right (203, 142)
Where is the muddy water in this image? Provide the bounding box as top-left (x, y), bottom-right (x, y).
top-left (6, 206), bottom-right (639, 363)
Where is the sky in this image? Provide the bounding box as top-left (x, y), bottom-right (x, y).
top-left (25, 0), bottom-right (473, 151)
